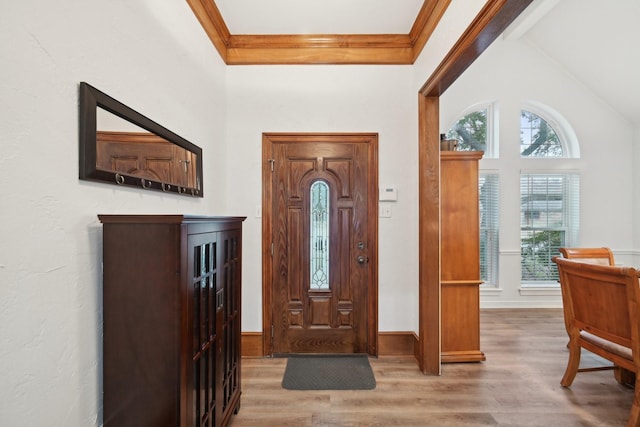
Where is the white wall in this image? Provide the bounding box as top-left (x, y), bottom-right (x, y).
top-left (225, 65), bottom-right (420, 332)
top-left (634, 124), bottom-right (640, 261)
top-left (0, 1), bottom-right (226, 425)
top-left (440, 35), bottom-right (635, 308)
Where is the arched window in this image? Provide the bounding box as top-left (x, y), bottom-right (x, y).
top-left (520, 101), bottom-right (580, 158)
top-left (520, 111), bottom-right (562, 157)
top-left (519, 102), bottom-right (580, 284)
top-left (447, 100), bottom-right (581, 288)
top-left (445, 102), bottom-right (496, 158)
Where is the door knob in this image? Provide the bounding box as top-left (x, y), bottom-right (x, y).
top-left (357, 255), bottom-right (368, 264)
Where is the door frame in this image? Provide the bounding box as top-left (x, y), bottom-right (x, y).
top-left (416, 0), bottom-right (533, 374)
top-left (261, 132), bottom-right (379, 356)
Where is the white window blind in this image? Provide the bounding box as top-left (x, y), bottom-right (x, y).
top-left (479, 173), bottom-right (499, 287)
top-left (520, 173), bottom-right (580, 284)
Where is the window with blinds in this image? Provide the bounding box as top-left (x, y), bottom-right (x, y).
top-left (520, 173), bottom-right (580, 284)
top-left (479, 173), bottom-right (499, 287)
top-left (446, 100), bottom-right (580, 291)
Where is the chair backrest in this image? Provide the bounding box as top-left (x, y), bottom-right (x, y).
top-left (553, 257), bottom-right (640, 351)
top-left (558, 247), bottom-right (615, 266)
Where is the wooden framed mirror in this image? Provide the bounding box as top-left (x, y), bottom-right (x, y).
top-left (79, 82), bottom-right (203, 197)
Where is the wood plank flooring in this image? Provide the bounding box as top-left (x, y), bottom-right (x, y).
top-left (230, 309), bottom-right (634, 426)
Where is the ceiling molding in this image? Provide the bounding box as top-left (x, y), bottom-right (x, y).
top-left (186, 0), bottom-right (231, 63)
top-left (186, 0), bottom-right (452, 65)
top-left (420, 0), bottom-right (534, 96)
top-left (409, 0), bottom-right (453, 63)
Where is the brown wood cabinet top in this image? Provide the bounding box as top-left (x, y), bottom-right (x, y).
top-left (98, 214), bottom-right (246, 224)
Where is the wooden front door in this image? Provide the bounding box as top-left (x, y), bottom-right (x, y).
top-left (262, 133), bottom-right (378, 355)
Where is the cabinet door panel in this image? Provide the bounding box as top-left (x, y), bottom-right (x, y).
top-left (189, 232), bottom-right (219, 427)
top-left (219, 229), bottom-right (242, 422)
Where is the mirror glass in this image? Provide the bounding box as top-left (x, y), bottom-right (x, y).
top-left (79, 82), bottom-right (203, 197)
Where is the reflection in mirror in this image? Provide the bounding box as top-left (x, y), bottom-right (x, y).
top-left (96, 110), bottom-right (199, 190)
top-left (79, 82), bottom-right (203, 197)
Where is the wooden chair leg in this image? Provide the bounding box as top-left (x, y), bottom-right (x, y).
top-left (615, 366), bottom-right (636, 388)
top-left (561, 341), bottom-right (581, 387)
top-left (627, 377), bottom-right (640, 427)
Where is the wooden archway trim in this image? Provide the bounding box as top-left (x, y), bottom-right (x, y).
top-left (420, 0), bottom-right (533, 97)
top-left (418, 0), bottom-right (533, 375)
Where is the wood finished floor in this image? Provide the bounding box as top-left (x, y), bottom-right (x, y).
top-left (230, 309), bottom-right (633, 426)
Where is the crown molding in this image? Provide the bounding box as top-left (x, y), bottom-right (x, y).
top-left (186, 0), bottom-right (451, 65)
top-left (186, 0), bottom-right (231, 63)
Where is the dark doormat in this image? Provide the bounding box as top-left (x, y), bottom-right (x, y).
top-left (282, 354), bottom-right (376, 390)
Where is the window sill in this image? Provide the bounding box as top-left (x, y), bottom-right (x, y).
top-left (480, 286), bottom-right (503, 295)
top-left (518, 286), bottom-right (561, 296)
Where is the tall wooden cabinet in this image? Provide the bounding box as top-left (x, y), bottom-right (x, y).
top-left (98, 215), bottom-right (245, 427)
top-left (440, 151), bottom-right (486, 363)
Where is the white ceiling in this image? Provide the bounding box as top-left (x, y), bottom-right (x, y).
top-left (519, 0), bottom-right (640, 125)
top-left (215, 0), bottom-right (425, 34)
top-left (214, 0), bottom-right (640, 125)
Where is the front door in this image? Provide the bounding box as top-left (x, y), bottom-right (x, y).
top-left (262, 133), bottom-right (378, 355)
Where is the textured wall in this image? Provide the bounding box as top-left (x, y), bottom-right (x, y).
top-left (0, 1), bottom-right (226, 425)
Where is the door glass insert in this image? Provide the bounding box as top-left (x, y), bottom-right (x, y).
top-left (310, 180), bottom-right (330, 290)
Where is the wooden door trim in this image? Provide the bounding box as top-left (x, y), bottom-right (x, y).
top-left (418, 95), bottom-right (441, 374)
top-left (417, 0), bottom-right (533, 374)
top-left (262, 133), bottom-right (379, 356)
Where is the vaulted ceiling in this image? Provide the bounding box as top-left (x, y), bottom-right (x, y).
top-left (520, 0), bottom-right (640, 125)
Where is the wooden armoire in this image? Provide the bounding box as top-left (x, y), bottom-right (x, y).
top-left (98, 215), bottom-right (245, 427)
top-left (440, 151), bottom-right (486, 363)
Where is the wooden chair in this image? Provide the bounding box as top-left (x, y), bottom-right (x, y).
top-left (558, 247), bottom-right (636, 386)
top-left (559, 247), bottom-right (615, 266)
top-left (553, 257), bottom-right (640, 426)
